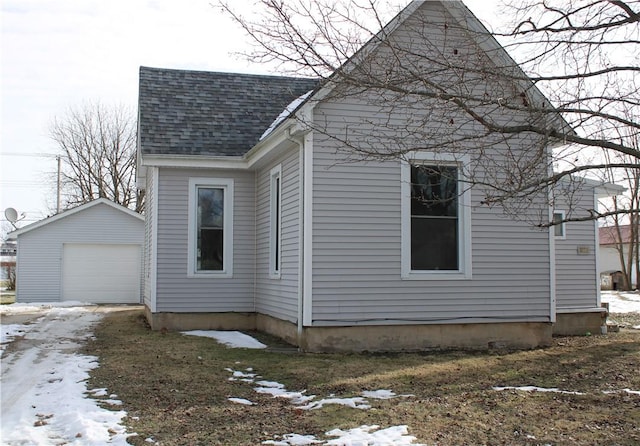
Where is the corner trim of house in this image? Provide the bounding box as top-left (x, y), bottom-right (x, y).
top-left (150, 166), bottom-right (159, 313)
top-left (594, 192), bottom-right (602, 308)
top-left (548, 181), bottom-right (557, 324)
top-left (302, 131), bottom-right (313, 326)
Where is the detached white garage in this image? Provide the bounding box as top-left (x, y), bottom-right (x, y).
top-left (8, 199), bottom-right (144, 304)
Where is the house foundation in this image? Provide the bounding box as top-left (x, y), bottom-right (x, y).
top-left (144, 307), bottom-right (256, 332)
top-left (552, 309), bottom-right (608, 336)
top-left (146, 307), bottom-right (553, 351)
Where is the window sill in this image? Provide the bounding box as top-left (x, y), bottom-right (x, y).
top-left (269, 272), bottom-right (282, 280)
top-left (401, 271), bottom-right (471, 281)
top-left (188, 271), bottom-right (233, 279)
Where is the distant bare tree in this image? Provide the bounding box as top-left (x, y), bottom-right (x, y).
top-left (50, 102), bottom-right (144, 212)
top-left (601, 124), bottom-right (640, 290)
top-left (219, 0), bottom-right (639, 225)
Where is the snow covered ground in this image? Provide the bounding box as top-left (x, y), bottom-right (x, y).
top-left (0, 303), bottom-right (134, 445)
top-left (601, 290), bottom-right (640, 313)
top-left (1, 295), bottom-right (638, 446)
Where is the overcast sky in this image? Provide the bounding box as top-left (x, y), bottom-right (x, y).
top-left (0, 0), bottom-right (498, 227)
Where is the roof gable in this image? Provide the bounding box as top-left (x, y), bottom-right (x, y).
top-left (138, 67), bottom-right (318, 157)
top-left (7, 198), bottom-right (143, 239)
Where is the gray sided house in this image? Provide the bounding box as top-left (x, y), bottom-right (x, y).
top-left (138, 0), bottom-right (610, 351)
top-left (8, 199), bottom-right (144, 304)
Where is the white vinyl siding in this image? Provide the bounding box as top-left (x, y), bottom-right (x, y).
top-left (255, 146), bottom-right (302, 322)
top-left (555, 192), bottom-right (598, 310)
top-left (305, 0), bottom-right (552, 326)
top-left (154, 168), bottom-right (254, 313)
top-left (309, 136), bottom-right (551, 326)
top-left (14, 203), bottom-right (143, 303)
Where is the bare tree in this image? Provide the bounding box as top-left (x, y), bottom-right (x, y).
top-left (50, 102), bottom-right (144, 213)
top-left (601, 126), bottom-right (640, 290)
top-left (218, 0), bottom-right (639, 225)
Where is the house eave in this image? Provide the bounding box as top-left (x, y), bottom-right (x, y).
top-left (139, 153), bottom-right (248, 170)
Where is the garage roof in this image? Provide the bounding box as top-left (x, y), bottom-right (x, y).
top-left (7, 199), bottom-right (143, 239)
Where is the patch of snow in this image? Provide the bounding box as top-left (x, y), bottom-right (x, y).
top-left (325, 425), bottom-right (425, 445)
top-left (255, 379), bottom-right (285, 388)
top-left (264, 425), bottom-right (425, 445)
top-left (226, 368), bottom-right (259, 379)
top-left (228, 397), bottom-right (256, 405)
top-left (299, 397), bottom-right (371, 411)
top-left (263, 433), bottom-right (323, 445)
top-left (601, 291), bottom-right (640, 313)
top-left (254, 384), bottom-right (315, 405)
top-left (182, 330), bottom-right (267, 349)
top-left (1, 306), bottom-right (134, 445)
top-left (263, 434), bottom-right (323, 445)
top-left (603, 388), bottom-right (640, 395)
top-left (362, 389), bottom-right (414, 399)
top-left (88, 388), bottom-right (109, 397)
top-left (1, 323), bottom-right (28, 352)
top-left (260, 90), bottom-right (314, 141)
top-left (101, 399), bottom-right (124, 406)
top-left (493, 386), bottom-right (585, 395)
top-left (0, 301), bottom-right (95, 315)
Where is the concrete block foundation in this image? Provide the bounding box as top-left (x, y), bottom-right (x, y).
top-left (553, 310), bottom-right (608, 336)
top-left (145, 307), bottom-right (553, 352)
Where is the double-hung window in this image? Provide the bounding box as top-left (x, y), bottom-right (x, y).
top-left (270, 165), bottom-right (282, 278)
top-left (188, 178), bottom-right (234, 277)
top-left (401, 153), bottom-right (471, 279)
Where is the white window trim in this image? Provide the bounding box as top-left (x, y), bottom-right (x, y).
top-left (401, 152), bottom-right (472, 280)
top-left (269, 165), bottom-right (282, 279)
top-left (187, 177), bottom-right (234, 278)
top-left (552, 210), bottom-right (566, 240)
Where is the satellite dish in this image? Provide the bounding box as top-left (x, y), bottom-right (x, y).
top-left (4, 207), bottom-right (18, 223)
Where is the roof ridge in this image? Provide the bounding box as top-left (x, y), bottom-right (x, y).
top-left (139, 65), bottom-right (318, 82)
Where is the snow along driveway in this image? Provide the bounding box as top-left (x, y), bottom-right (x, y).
top-left (0, 303), bottom-right (135, 445)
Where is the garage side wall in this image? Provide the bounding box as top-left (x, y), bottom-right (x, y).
top-left (15, 204), bottom-right (144, 303)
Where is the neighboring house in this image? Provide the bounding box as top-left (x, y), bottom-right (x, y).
top-left (1, 241), bottom-right (17, 287)
top-left (599, 224), bottom-right (639, 290)
top-left (8, 199), bottom-right (144, 304)
top-left (137, 0), bottom-right (615, 351)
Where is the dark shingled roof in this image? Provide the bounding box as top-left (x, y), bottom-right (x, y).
top-left (138, 66), bottom-right (319, 157)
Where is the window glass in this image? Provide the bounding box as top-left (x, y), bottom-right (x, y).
top-left (410, 165), bottom-right (458, 270)
top-left (271, 172), bottom-right (281, 275)
top-left (553, 212), bottom-right (565, 237)
top-left (197, 187), bottom-right (224, 270)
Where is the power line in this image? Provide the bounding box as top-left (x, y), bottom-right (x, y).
top-left (1, 152), bottom-right (57, 158)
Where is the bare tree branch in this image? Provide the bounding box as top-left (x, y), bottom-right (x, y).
top-left (49, 101), bottom-right (144, 213)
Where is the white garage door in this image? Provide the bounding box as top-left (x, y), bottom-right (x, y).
top-left (62, 243), bottom-right (141, 304)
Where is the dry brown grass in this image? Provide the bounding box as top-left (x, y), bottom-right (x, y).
top-left (84, 308), bottom-right (640, 445)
